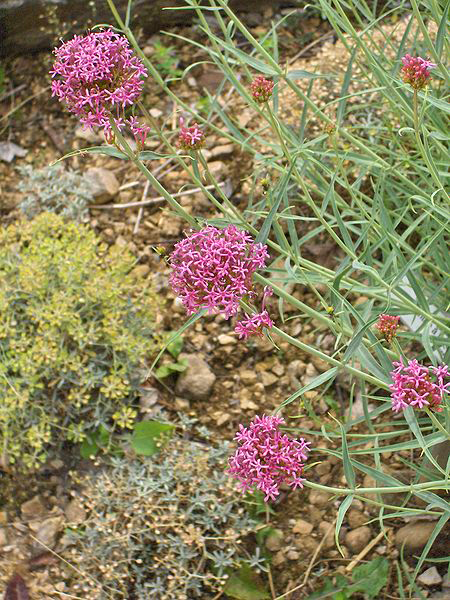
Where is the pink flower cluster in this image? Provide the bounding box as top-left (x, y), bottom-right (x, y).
top-left (376, 314), bottom-right (400, 343)
top-left (401, 54), bottom-right (436, 90)
top-left (227, 415), bottom-right (310, 501)
top-left (51, 30), bottom-right (149, 144)
top-left (169, 225), bottom-right (269, 318)
top-left (390, 360), bottom-right (449, 413)
top-left (235, 287), bottom-right (273, 339)
top-left (177, 117), bottom-right (205, 151)
top-left (250, 76), bottom-right (275, 104)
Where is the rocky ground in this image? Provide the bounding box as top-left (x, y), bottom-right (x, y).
top-left (0, 6), bottom-right (449, 599)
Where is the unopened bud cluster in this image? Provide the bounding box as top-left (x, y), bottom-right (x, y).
top-left (401, 54), bottom-right (436, 90)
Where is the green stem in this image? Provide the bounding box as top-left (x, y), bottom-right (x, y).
top-left (271, 324), bottom-right (389, 389)
top-left (412, 89), bottom-right (443, 193)
top-left (304, 479), bottom-right (448, 496)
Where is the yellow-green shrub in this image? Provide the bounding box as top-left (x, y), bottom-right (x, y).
top-left (0, 213), bottom-right (159, 469)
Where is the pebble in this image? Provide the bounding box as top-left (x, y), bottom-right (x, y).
top-left (286, 550), bottom-right (300, 560)
top-left (261, 371), bottom-right (278, 387)
top-left (33, 516), bottom-right (64, 548)
top-left (21, 495), bottom-right (47, 520)
top-left (210, 144), bottom-right (235, 159)
top-left (84, 167), bottom-right (119, 202)
top-left (418, 567), bottom-right (442, 587)
top-left (345, 526), bottom-right (371, 553)
top-left (265, 529), bottom-right (284, 552)
top-left (240, 370), bottom-right (258, 385)
top-left (347, 510), bottom-right (367, 529)
top-left (395, 521), bottom-right (439, 552)
top-left (309, 490), bottom-right (331, 507)
top-left (64, 499), bottom-right (86, 524)
top-left (292, 519), bottom-right (314, 535)
top-left (175, 354), bottom-right (216, 401)
top-left (217, 334), bottom-right (236, 345)
top-left (318, 521), bottom-right (336, 549)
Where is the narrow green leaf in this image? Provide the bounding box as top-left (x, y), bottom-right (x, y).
top-left (335, 495), bottom-right (354, 556)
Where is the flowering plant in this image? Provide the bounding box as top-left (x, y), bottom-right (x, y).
top-left (49, 0), bottom-right (450, 595)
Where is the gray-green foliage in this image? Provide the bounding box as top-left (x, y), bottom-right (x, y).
top-left (66, 423), bottom-right (258, 600)
top-left (17, 164), bottom-right (91, 221)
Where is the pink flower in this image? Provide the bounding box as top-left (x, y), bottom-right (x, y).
top-left (376, 314), bottom-right (400, 343)
top-left (250, 76), bottom-right (274, 104)
top-left (169, 225), bottom-right (269, 318)
top-left (177, 117), bottom-right (205, 151)
top-left (401, 54), bottom-right (436, 90)
top-left (390, 359), bottom-right (449, 413)
top-left (235, 287), bottom-right (273, 339)
top-left (227, 415), bottom-right (310, 501)
top-left (51, 30), bottom-right (148, 140)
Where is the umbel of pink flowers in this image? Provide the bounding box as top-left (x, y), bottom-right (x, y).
top-left (169, 225), bottom-right (269, 319)
top-left (401, 54), bottom-right (436, 90)
top-left (51, 30), bottom-right (150, 145)
top-left (390, 360), bottom-right (449, 412)
top-left (228, 415), bottom-right (310, 502)
top-left (235, 286), bottom-right (273, 339)
top-left (177, 117), bottom-right (205, 151)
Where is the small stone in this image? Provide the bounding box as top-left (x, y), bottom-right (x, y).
top-left (315, 462), bottom-right (331, 476)
top-left (217, 334), bottom-right (236, 345)
top-left (309, 490), bottom-right (331, 507)
top-left (49, 459), bottom-right (64, 470)
top-left (347, 510), bottom-right (367, 529)
top-left (0, 527), bottom-right (8, 546)
top-left (21, 495), bottom-right (47, 519)
top-left (210, 144), bottom-right (234, 159)
top-left (84, 167), bottom-right (119, 203)
top-left (139, 387), bottom-right (159, 412)
top-left (292, 519), bottom-right (313, 535)
top-left (261, 372), bottom-right (278, 387)
top-left (318, 521), bottom-right (335, 549)
top-left (240, 397), bottom-right (258, 410)
top-left (216, 413), bottom-right (230, 426)
top-left (207, 161), bottom-right (226, 181)
top-left (175, 397), bottom-right (190, 411)
top-left (418, 567), bottom-right (442, 587)
top-left (395, 521), bottom-right (439, 552)
top-left (240, 370), bottom-right (258, 384)
top-left (0, 511), bottom-right (8, 525)
top-left (265, 529), bottom-right (284, 552)
top-left (175, 354), bottom-right (216, 401)
top-left (272, 550), bottom-right (286, 566)
top-left (286, 550), bottom-right (300, 560)
top-left (149, 108), bottom-right (163, 118)
top-left (132, 264), bottom-right (150, 278)
top-left (34, 516), bottom-right (64, 548)
top-left (345, 526), bottom-right (371, 553)
top-left (65, 499), bottom-right (86, 524)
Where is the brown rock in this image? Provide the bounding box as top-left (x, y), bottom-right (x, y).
top-left (240, 370), bottom-right (258, 385)
top-left (65, 499), bottom-right (86, 524)
top-left (265, 529), bottom-right (284, 552)
top-left (84, 167), bottom-right (119, 203)
top-left (318, 521), bottom-right (335, 549)
top-left (347, 510), bottom-right (367, 529)
top-left (293, 519), bottom-right (314, 535)
top-left (261, 371), bottom-right (278, 387)
top-left (21, 495), bottom-right (47, 520)
top-left (345, 526), bottom-right (371, 553)
top-left (175, 354), bottom-right (216, 401)
top-left (395, 521), bottom-right (440, 552)
top-left (34, 516), bottom-right (64, 548)
top-left (309, 490), bottom-right (331, 507)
